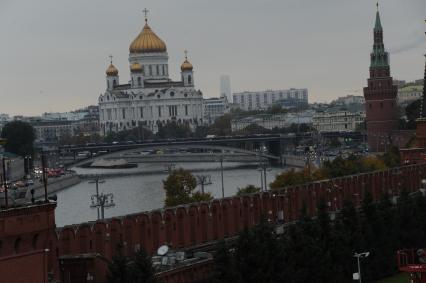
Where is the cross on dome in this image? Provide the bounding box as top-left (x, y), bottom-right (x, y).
top-left (143, 8), bottom-right (149, 23)
top-left (184, 50), bottom-right (188, 60)
top-left (109, 54), bottom-right (113, 64)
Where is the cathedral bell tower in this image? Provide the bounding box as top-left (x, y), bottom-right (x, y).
top-left (363, 3), bottom-right (398, 152)
top-left (181, 50), bottom-right (194, 87)
top-left (106, 55), bottom-right (119, 91)
top-left (130, 62), bottom-right (144, 88)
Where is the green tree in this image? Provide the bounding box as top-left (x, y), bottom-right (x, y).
top-left (130, 249), bottom-right (157, 283)
top-left (236, 185), bottom-right (261, 196)
top-left (163, 168), bottom-right (212, 207)
top-left (208, 114), bottom-right (232, 136)
top-left (209, 241), bottom-right (238, 283)
top-left (405, 99), bottom-right (421, 129)
top-left (107, 254), bottom-right (133, 283)
top-left (380, 146), bottom-right (401, 168)
top-left (270, 168), bottom-right (313, 189)
top-left (157, 122), bottom-right (192, 139)
top-left (1, 121), bottom-right (35, 156)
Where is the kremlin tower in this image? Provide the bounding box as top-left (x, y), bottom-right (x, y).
top-left (363, 4), bottom-right (399, 152)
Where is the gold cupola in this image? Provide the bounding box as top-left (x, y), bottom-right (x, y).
top-left (106, 63), bottom-right (118, 76)
top-left (129, 15), bottom-right (167, 54)
top-left (130, 62), bottom-right (143, 73)
top-left (181, 50), bottom-right (193, 71)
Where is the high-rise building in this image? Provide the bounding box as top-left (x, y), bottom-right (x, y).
top-left (220, 75), bottom-right (232, 101)
top-left (363, 4), bottom-right (398, 152)
top-left (233, 89), bottom-right (308, 111)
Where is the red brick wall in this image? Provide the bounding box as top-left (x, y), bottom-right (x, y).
top-left (56, 163), bottom-right (426, 262)
top-left (0, 250), bottom-right (49, 283)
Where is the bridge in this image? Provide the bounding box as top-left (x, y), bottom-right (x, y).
top-left (57, 132), bottom-right (365, 166)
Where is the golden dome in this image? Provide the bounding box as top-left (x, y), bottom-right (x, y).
top-left (106, 64), bottom-right (118, 76)
top-left (181, 59), bottom-right (193, 71)
top-left (130, 62), bottom-right (143, 73)
top-left (129, 23), bottom-right (167, 53)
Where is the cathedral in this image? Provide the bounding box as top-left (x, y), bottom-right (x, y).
top-left (98, 12), bottom-right (204, 135)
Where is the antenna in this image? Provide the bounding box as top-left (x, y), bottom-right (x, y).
top-left (157, 245), bottom-right (169, 256)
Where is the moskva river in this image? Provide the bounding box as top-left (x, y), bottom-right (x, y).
top-left (55, 161), bottom-right (287, 226)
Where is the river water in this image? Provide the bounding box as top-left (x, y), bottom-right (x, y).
top-left (55, 161), bottom-right (287, 226)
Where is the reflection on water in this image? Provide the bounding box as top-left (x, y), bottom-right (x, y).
top-left (55, 162), bottom-right (288, 226)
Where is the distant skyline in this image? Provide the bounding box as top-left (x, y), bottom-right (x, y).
top-left (0, 0), bottom-right (425, 116)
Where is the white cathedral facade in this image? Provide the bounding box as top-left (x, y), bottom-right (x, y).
top-left (98, 15), bottom-right (204, 135)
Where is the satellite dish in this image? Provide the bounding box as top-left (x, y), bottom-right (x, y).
top-left (157, 245), bottom-right (169, 256)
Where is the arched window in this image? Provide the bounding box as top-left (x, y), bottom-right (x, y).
top-left (138, 77), bottom-right (142, 86)
top-left (188, 75), bottom-right (192, 85)
top-left (148, 65), bottom-right (152, 76)
top-left (113, 80), bottom-right (117, 87)
top-left (107, 81), bottom-right (110, 89)
top-left (14, 237), bottom-right (21, 253)
top-left (32, 234), bottom-right (39, 250)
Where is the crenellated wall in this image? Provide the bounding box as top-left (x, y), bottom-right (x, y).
top-left (53, 164), bottom-right (426, 260)
top-left (7, 163), bottom-right (420, 282)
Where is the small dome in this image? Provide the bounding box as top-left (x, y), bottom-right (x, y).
top-left (129, 23), bottom-right (167, 53)
top-left (106, 64), bottom-right (118, 76)
top-left (130, 62), bottom-right (143, 73)
top-left (181, 59), bottom-right (193, 72)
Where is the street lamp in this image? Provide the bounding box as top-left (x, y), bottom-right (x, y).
top-left (88, 177), bottom-right (106, 219)
top-left (195, 174), bottom-right (212, 194)
top-left (353, 252), bottom-right (370, 283)
top-left (88, 177), bottom-right (114, 220)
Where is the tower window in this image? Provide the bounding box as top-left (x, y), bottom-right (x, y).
top-left (122, 109), bottom-right (126, 119)
top-left (32, 234), bottom-right (39, 250)
top-left (137, 77), bottom-right (142, 86)
top-left (185, 105), bottom-right (188, 115)
top-left (188, 75), bottom-right (192, 84)
top-left (156, 65), bottom-right (160, 75)
top-left (14, 237), bottom-right (21, 253)
top-left (113, 80), bottom-right (117, 87)
top-left (149, 65), bottom-right (152, 76)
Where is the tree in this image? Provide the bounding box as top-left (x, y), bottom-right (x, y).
top-left (163, 168), bottom-right (212, 207)
top-left (380, 146), bottom-right (400, 168)
top-left (209, 241), bottom-right (238, 283)
top-left (208, 114), bottom-right (232, 136)
top-left (1, 121), bottom-right (35, 156)
top-left (130, 249), bottom-right (157, 283)
top-left (107, 254), bottom-right (133, 283)
top-left (236, 185), bottom-right (261, 196)
top-left (157, 121), bottom-right (192, 139)
top-left (270, 168), bottom-right (313, 189)
top-left (405, 99), bottom-right (421, 129)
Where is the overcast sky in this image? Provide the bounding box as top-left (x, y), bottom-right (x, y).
top-left (0, 0), bottom-right (425, 116)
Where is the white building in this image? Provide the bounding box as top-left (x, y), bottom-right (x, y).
top-left (203, 96), bottom-right (229, 124)
top-left (98, 14), bottom-right (203, 135)
top-left (32, 121), bottom-right (76, 143)
top-left (232, 88), bottom-right (308, 111)
top-left (332, 95), bottom-right (365, 105)
top-left (231, 110), bottom-right (314, 132)
top-left (397, 84), bottom-right (423, 105)
top-left (220, 75), bottom-right (232, 102)
top-left (312, 111), bottom-right (365, 133)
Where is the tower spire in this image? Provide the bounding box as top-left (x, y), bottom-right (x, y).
top-left (375, 2), bottom-right (382, 31)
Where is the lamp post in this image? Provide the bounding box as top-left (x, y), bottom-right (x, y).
top-left (195, 174), bottom-right (212, 194)
top-left (353, 252), bottom-right (370, 283)
top-left (88, 176), bottom-right (106, 219)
